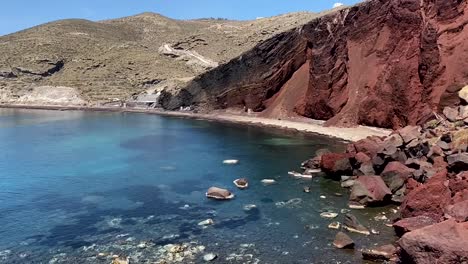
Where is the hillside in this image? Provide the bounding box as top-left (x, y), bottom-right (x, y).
top-left (165, 0), bottom-right (468, 129)
top-left (0, 12), bottom-right (323, 105)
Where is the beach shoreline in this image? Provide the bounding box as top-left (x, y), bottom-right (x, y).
top-left (0, 104), bottom-right (390, 141)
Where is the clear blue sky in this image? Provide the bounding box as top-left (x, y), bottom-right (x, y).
top-left (0, 0), bottom-right (361, 36)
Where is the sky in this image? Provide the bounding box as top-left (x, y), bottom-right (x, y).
top-left (0, 0), bottom-right (362, 36)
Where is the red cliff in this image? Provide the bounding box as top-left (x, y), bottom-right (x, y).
top-left (164, 0), bottom-right (468, 129)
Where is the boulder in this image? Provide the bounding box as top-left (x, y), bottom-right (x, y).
top-left (352, 136), bottom-right (384, 157)
top-left (459, 105), bottom-right (468, 119)
top-left (206, 187), bottom-right (234, 200)
top-left (355, 160), bottom-right (376, 176)
top-left (452, 129), bottom-right (468, 152)
top-left (398, 220), bottom-right (468, 264)
top-left (320, 153), bottom-right (352, 176)
top-left (233, 178), bottom-right (249, 189)
top-left (400, 171), bottom-right (451, 220)
top-left (383, 134), bottom-right (404, 149)
top-left (333, 231), bottom-right (355, 249)
top-left (353, 152), bottom-right (371, 165)
top-left (459, 85), bottom-right (468, 104)
top-left (393, 215), bottom-right (438, 237)
top-left (445, 201), bottom-right (468, 222)
top-left (443, 107), bottom-right (460, 122)
top-left (447, 153), bottom-right (468, 172)
top-left (362, 244), bottom-right (397, 262)
top-left (343, 213), bottom-right (370, 235)
top-left (349, 176), bottom-right (392, 205)
top-left (381, 162), bottom-right (414, 193)
top-left (398, 126), bottom-right (421, 144)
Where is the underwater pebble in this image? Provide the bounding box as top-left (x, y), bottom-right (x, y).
top-left (223, 159), bottom-right (239, 165)
top-left (320, 212), bottom-right (338, 219)
top-left (203, 253), bottom-right (217, 261)
top-left (198, 219), bottom-right (214, 226)
top-left (328, 222), bottom-right (341, 229)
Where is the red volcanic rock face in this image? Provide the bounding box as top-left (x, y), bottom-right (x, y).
top-left (398, 220), bottom-right (468, 264)
top-left (172, 0), bottom-right (468, 129)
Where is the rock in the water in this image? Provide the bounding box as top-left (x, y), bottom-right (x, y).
top-left (243, 204), bottom-right (257, 211)
top-left (328, 222), bottom-right (341, 229)
top-left (393, 215), bottom-right (438, 237)
top-left (333, 232), bottom-right (355, 249)
top-left (261, 179), bottom-right (276, 185)
top-left (112, 257), bottom-right (129, 264)
top-left (362, 244), bottom-right (397, 262)
top-left (343, 213), bottom-right (370, 235)
top-left (198, 219), bottom-right (214, 226)
top-left (398, 220), bottom-right (468, 264)
top-left (381, 161), bottom-right (414, 193)
top-left (320, 212), bottom-right (338, 219)
top-left (223, 159), bottom-right (239, 165)
top-left (206, 187), bottom-right (234, 200)
top-left (203, 253), bottom-right (217, 261)
top-left (233, 178), bottom-right (249, 189)
top-left (349, 176), bottom-right (392, 205)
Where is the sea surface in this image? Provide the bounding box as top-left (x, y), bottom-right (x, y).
top-left (0, 109), bottom-right (396, 263)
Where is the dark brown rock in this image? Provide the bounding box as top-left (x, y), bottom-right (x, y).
top-left (447, 153), bottom-right (468, 172)
top-left (398, 220), bottom-right (468, 264)
top-left (206, 187), bottom-right (234, 200)
top-left (320, 153), bottom-right (352, 176)
top-left (349, 176), bottom-right (392, 205)
top-left (393, 215), bottom-right (438, 237)
top-left (333, 231), bottom-right (354, 249)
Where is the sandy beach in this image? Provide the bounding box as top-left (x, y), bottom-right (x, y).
top-left (0, 104), bottom-right (390, 141)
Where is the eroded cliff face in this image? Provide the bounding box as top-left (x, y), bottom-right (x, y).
top-left (166, 0), bottom-right (468, 129)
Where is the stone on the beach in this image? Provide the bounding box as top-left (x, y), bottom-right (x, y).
top-left (206, 187), bottom-right (234, 200)
top-left (381, 161), bottom-right (414, 193)
top-left (320, 212), bottom-right (338, 219)
top-left (223, 159), bottom-right (239, 165)
top-left (198, 219), bottom-right (214, 226)
top-left (452, 129), bottom-right (468, 152)
top-left (356, 161), bottom-right (376, 176)
top-left (343, 213), bottom-right (370, 235)
top-left (459, 85), bottom-right (468, 103)
top-left (362, 244), bottom-right (397, 262)
top-left (349, 176), bottom-right (392, 205)
top-left (443, 107), bottom-right (460, 122)
top-left (351, 136), bottom-right (384, 157)
top-left (333, 232), bottom-right (355, 249)
top-left (398, 219), bottom-right (468, 264)
top-left (353, 152), bottom-right (371, 164)
top-left (203, 253), bottom-right (217, 261)
top-left (459, 105), bottom-right (468, 119)
top-left (348, 202), bottom-right (366, 209)
top-left (233, 178), bottom-right (249, 189)
top-left (328, 222), bottom-right (340, 229)
top-left (320, 153), bottom-right (352, 176)
top-left (400, 172), bottom-right (451, 220)
top-left (261, 179), bottom-right (276, 185)
top-left (341, 179), bottom-right (355, 188)
top-left (393, 215), bottom-right (438, 237)
top-left (447, 153), bottom-right (468, 172)
top-left (398, 126), bottom-right (421, 144)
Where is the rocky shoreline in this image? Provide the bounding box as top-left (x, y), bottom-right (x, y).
top-left (301, 88), bottom-right (468, 263)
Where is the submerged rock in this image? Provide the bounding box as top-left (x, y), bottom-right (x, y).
top-left (112, 257), bottom-right (129, 264)
top-left (233, 178), bottom-right (249, 189)
top-left (362, 244), bottom-right (397, 262)
top-left (198, 219), bottom-right (214, 226)
top-left (328, 222), bottom-right (341, 230)
top-left (223, 159), bottom-right (239, 165)
top-left (333, 232), bottom-right (354, 249)
top-left (320, 212), bottom-right (338, 219)
top-left (343, 214), bottom-right (370, 235)
top-left (203, 253), bottom-right (217, 261)
top-left (206, 187), bottom-right (234, 200)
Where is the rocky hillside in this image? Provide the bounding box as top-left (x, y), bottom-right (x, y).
top-left (166, 0), bottom-right (468, 129)
top-left (0, 12), bottom-right (322, 105)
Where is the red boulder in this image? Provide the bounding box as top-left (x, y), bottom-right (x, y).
top-left (349, 176), bottom-right (392, 205)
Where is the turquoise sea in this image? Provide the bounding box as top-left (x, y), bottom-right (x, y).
top-left (0, 109), bottom-right (396, 263)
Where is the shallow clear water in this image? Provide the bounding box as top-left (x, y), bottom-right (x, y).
top-left (0, 109), bottom-right (396, 263)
